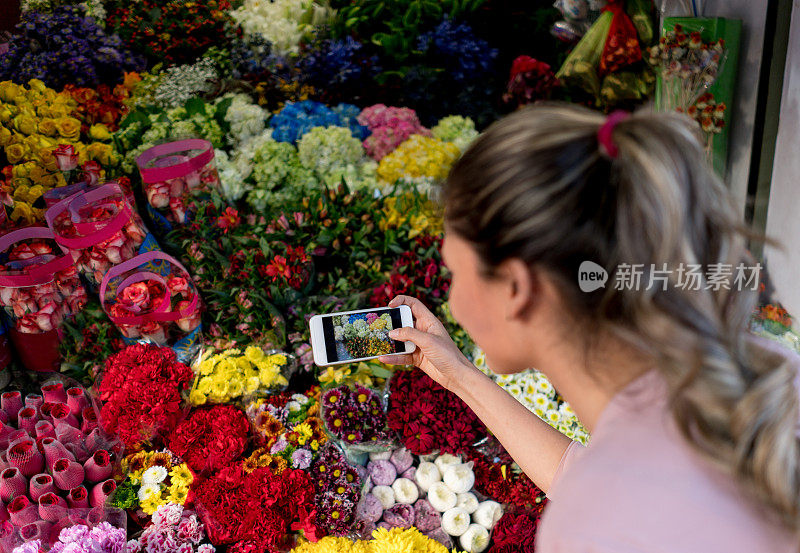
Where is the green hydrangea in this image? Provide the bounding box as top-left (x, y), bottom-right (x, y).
top-left (297, 126), bottom-right (364, 175)
top-left (432, 115), bottom-right (479, 151)
top-left (248, 138), bottom-right (316, 211)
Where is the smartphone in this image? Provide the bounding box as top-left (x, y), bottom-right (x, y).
top-left (310, 305), bottom-right (416, 366)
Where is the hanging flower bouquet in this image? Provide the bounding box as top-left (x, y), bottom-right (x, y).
top-left (647, 24), bottom-right (726, 112)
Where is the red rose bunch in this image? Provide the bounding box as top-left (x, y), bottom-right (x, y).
top-left (98, 344), bottom-right (193, 450)
top-left (168, 405), bottom-right (249, 474)
top-left (192, 461), bottom-right (319, 551)
top-left (387, 368), bottom-right (487, 455)
top-left (63, 82), bottom-right (136, 132)
top-left (502, 56), bottom-right (559, 109)
top-left (488, 506), bottom-right (545, 553)
top-left (466, 451), bottom-right (547, 510)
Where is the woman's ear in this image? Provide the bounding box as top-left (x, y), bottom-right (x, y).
top-left (498, 258), bottom-right (537, 320)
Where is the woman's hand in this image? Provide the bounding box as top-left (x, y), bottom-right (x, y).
top-left (378, 295), bottom-right (475, 393)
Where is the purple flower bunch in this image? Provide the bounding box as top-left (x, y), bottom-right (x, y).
top-left (321, 385), bottom-right (393, 445)
top-left (309, 445), bottom-right (362, 536)
top-left (416, 17), bottom-right (498, 85)
top-left (298, 37), bottom-right (382, 104)
top-left (0, 6), bottom-right (145, 89)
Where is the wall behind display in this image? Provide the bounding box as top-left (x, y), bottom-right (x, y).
top-left (765, 0), bottom-right (800, 316)
top-left (0, 0), bottom-right (20, 33)
top-left (700, 0), bottom-right (768, 215)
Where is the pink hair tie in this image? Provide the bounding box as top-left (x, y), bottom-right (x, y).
top-left (597, 110), bottom-right (630, 159)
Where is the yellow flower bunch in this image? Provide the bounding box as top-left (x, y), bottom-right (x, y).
top-left (378, 194), bottom-right (443, 238)
top-left (292, 527), bottom-right (454, 553)
top-left (190, 347), bottom-right (291, 405)
top-left (318, 363), bottom-right (382, 389)
top-left (122, 450), bottom-right (193, 515)
top-left (377, 135), bottom-right (460, 185)
top-left (0, 79), bottom-right (119, 225)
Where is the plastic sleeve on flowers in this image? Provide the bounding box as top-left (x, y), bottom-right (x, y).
top-left (38, 491), bottom-right (69, 522)
top-left (42, 438), bottom-right (75, 470)
top-left (20, 520), bottom-right (52, 542)
top-left (0, 501), bottom-right (7, 522)
top-left (51, 403), bottom-right (79, 428)
top-left (7, 440), bottom-right (44, 477)
top-left (80, 408), bottom-right (99, 434)
top-left (16, 408), bottom-right (39, 435)
top-left (54, 423), bottom-right (83, 445)
top-left (41, 383), bottom-right (67, 404)
top-left (1, 392), bottom-right (22, 423)
top-left (83, 450), bottom-right (112, 483)
top-left (66, 388), bottom-right (89, 417)
top-left (24, 395), bottom-right (44, 411)
top-left (67, 486), bottom-right (89, 508)
top-left (35, 421), bottom-right (55, 440)
top-left (7, 496), bottom-right (38, 527)
top-left (52, 458), bottom-right (85, 491)
top-left (89, 479), bottom-right (116, 508)
top-left (29, 473), bottom-right (56, 502)
top-left (0, 468), bottom-right (27, 503)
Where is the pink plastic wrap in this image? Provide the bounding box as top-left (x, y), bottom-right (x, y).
top-left (7, 440), bottom-right (44, 477)
top-left (83, 450), bottom-right (111, 483)
top-left (89, 479), bottom-right (116, 508)
top-left (29, 473), bottom-right (55, 502)
top-left (100, 250), bottom-right (203, 351)
top-left (38, 491), bottom-right (69, 522)
top-left (52, 458), bottom-right (85, 491)
top-left (136, 139), bottom-right (221, 225)
top-left (46, 182), bottom-right (152, 289)
top-left (0, 468), bottom-right (27, 503)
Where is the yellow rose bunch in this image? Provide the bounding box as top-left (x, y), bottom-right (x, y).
top-left (291, 527), bottom-right (450, 553)
top-left (190, 347), bottom-right (291, 405)
top-left (377, 134), bottom-right (460, 185)
top-left (122, 450), bottom-right (193, 515)
top-left (0, 79), bottom-right (120, 225)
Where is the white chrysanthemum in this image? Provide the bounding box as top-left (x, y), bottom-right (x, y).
top-left (535, 376), bottom-right (555, 396)
top-left (142, 466), bottom-right (169, 485)
top-left (292, 393), bottom-right (309, 405)
top-left (531, 393), bottom-right (550, 408)
top-left (286, 401), bottom-right (302, 412)
top-left (138, 483), bottom-right (161, 501)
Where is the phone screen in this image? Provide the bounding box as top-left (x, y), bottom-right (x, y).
top-left (321, 308), bottom-right (405, 363)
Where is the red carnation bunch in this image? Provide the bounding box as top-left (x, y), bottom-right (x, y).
top-left (192, 461), bottom-right (319, 551)
top-left (387, 368), bottom-right (487, 455)
top-left (98, 344), bottom-right (193, 451)
top-left (370, 236), bottom-right (450, 309)
top-left (168, 405), bottom-right (250, 474)
top-left (488, 506), bottom-right (545, 553)
top-left (466, 451), bottom-right (547, 510)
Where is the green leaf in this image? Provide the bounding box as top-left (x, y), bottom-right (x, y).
top-left (184, 97), bottom-right (207, 117)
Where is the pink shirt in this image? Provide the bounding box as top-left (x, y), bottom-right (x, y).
top-left (536, 335), bottom-right (799, 552)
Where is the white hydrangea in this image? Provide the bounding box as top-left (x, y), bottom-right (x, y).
top-left (223, 94), bottom-right (269, 147)
top-left (230, 0), bottom-right (334, 56)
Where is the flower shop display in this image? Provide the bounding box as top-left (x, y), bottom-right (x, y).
top-left (135, 139), bottom-right (222, 225)
top-left (0, 6), bottom-right (144, 90)
top-left (0, 79), bottom-right (121, 227)
top-left (96, 344), bottom-right (193, 451)
top-left (247, 388), bottom-right (327, 466)
top-left (0, 382), bottom-right (121, 548)
top-left (190, 347), bottom-right (293, 405)
top-left (355, 447), bottom-right (504, 552)
top-left (115, 448), bottom-right (193, 516)
top-left (321, 385), bottom-right (393, 449)
top-left (387, 369), bottom-right (487, 455)
top-left (105, 0), bottom-right (234, 66)
top-left (99, 250), bottom-right (203, 359)
top-left (308, 443), bottom-right (363, 537)
top-left (167, 405), bottom-right (250, 474)
top-left (46, 182), bottom-right (154, 289)
top-left (11, 519), bottom-right (128, 553)
top-left (191, 460), bottom-right (318, 551)
top-left (125, 503), bottom-right (216, 553)
top-left (0, 228), bottom-right (87, 371)
top-left (290, 526), bottom-right (451, 553)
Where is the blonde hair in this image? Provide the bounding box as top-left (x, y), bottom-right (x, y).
top-left (443, 104), bottom-right (800, 532)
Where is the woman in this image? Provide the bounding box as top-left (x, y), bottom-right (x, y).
top-left (378, 105), bottom-right (800, 551)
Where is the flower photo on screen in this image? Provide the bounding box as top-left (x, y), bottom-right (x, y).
top-left (332, 312), bottom-right (396, 361)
